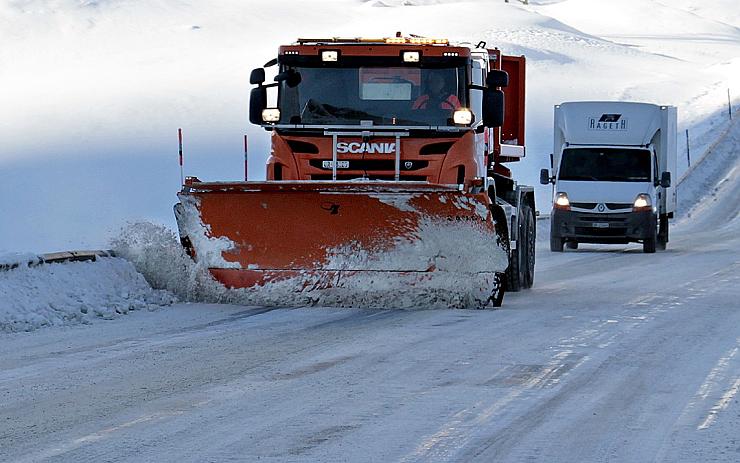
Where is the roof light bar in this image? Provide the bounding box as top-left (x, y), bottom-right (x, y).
top-left (384, 37), bottom-right (449, 45)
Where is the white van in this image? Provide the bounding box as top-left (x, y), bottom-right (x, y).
top-left (541, 102), bottom-right (677, 253)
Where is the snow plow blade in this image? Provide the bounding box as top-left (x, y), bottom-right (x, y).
top-left (175, 181), bottom-right (507, 307)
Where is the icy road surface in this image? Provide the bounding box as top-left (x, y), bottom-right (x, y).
top-left (1, 218), bottom-right (739, 462)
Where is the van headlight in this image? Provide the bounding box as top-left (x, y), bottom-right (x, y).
top-left (632, 193), bottom-right (652, 212)
top-left (554, 192), bottom-right (571, 211)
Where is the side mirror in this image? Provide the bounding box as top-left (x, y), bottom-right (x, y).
top-left (482, 89), bottom-right (504, 128)
top-left (540, 169), bottom-right (551, 185)
top-left (660, 171), bottom-right (671, 188)
top-left (249, 87), bottom-right (267, 125)
top-left (274, 69), bottom-right (302, 88)
top-left (250, 68), bottom-right (265, 85)
top-left (486, 70), bottom-right (509, 88)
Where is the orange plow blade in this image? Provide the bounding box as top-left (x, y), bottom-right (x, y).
top-left (175, 181), bottom-right (508, 307)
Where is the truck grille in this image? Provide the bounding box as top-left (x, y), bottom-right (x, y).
top-left (310, 174), bottom-right (427, 181)
top-left (309, 159), bottom-right (429, 171)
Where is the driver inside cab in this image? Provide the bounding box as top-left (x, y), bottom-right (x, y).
top-left (412, 72), bottom-right (461, 111)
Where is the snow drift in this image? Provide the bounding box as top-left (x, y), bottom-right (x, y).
top-left (0, 257), bottom-right (175, 333)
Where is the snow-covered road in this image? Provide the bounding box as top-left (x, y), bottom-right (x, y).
top-left (2, 212), bottom-right (739, 461)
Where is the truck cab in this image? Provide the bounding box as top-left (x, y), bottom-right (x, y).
top-left (542, 102), bottom-right (677, 253)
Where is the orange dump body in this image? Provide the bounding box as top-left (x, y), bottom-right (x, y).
top-left (176, 181), bottom-right (500, 291)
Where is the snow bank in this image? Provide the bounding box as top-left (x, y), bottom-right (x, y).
top-left (676, 113), bottom-right (740, 228)
top-left (112, 220), bottom-right (506, 310)
top-left (0, 258), bottom-right (175, 333)
top-left (0, 252), bottom-right (40, 268)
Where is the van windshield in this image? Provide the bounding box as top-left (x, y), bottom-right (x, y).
top-left (559, 148), bottom-right (651, 182)
top-left (277, 66), bottom-right (466, 126)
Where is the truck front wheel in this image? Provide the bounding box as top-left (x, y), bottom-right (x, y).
top-left (507, 205), bottom-right (535, 291)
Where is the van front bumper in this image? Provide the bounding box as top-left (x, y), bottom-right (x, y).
top-left (551, 209), bottom-right (656, 244)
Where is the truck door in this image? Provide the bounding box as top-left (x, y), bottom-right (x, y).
top-left (471, 56), bottom-right (487, 177)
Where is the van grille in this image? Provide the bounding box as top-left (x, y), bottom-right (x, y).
top-left (575, 227), bottom-right (628, 236)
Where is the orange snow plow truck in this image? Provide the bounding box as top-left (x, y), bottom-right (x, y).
top-left (174, 36), bottom-right (535, 307)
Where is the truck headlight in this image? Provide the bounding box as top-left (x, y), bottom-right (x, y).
top-left (632, 193), bottom-right (652, 212)
top-left (554, 192), bottom-right (570, 211)
top-left (261, 108), bottom-right (280, 123)
top-left (403, 51), bottom-right (420, 63)
top-left (321, 50), bottom-right (338, 62)
top-left (453, 109), bottom-right (473, 125)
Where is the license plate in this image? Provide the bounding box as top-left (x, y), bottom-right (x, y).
top-left (592, 222), bottom-right (609, 228)
top-left (322, 160), bottom-right (349, 169)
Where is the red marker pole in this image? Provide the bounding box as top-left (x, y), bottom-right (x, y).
top-left (243, 134), bottom-right (249, 181)
top-left (178, 128), bottom-right (184, 185)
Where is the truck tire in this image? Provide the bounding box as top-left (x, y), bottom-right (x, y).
top-left (507, 205), bottom-right (535, 291)
top-left (657, 214), bottom-right (668, 251)
top-left (643, 227), bottom-right (657, 253)
top-left (522, 206), bottom-right (536, 289)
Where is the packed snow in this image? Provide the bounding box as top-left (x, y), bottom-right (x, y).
top-left (0, 257), bottom-right (175, 333)
top-left (1, 0), bottom-right (739, 252)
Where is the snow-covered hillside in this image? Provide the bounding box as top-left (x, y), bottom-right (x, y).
top-left (1, 0), bottom-right (739, 252)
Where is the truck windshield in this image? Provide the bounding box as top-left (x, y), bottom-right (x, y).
top-left (559, 148), bottom-right (651, 182)
top-left (277, 66), bottom-right (466, 126)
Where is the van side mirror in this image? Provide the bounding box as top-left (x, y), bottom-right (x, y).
top-left (249, 87), bottom-right (267, 125)
top-left (482, 89), bottom-right (504, 127)
top-left (250, 68), bottom-right (265, 85)
top-left (660, 171), bottom-right (671, 188)
top-left (486, 70), bottom-right (509, 88)
top-left (540, 169), bottom-right (552, 185)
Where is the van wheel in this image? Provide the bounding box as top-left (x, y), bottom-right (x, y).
top-left (550, 232), bottom-right (564, 252)
top-left (657, 214), bottom-right (668, 251)
top-left (643, 227), bottom-right (657, 253)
